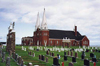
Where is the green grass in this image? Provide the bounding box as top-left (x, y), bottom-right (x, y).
top-left (0, 46), bottom-right (100, 66)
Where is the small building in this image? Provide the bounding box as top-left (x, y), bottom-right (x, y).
top-left (22, 36), bottom-right (33, 46)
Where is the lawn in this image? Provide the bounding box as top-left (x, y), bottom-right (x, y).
top-left (0, 46), bottom-right (100, 66)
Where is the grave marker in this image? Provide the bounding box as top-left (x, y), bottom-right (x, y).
top-left (84, 59), bottom-right (90, 66)
top-left (2, 52), bottom-right (5, 62)
top-left (69, 62), bottom-right (73, 66)
top-left (75, 52), bottom-right (78, 58)
top-left (46, 57), bottom-right (48, 63)
top-left (72, 57), bottom-right (76, 63)
top-left (6, 57), bottom-right (10, 66)
top-left (52, 57), bottom-right (60, 66)
top-left (64, 55), bottom-right (67, 61)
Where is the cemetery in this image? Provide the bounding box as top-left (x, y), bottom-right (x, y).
top-left (0, 45), bottom-right (100, 66)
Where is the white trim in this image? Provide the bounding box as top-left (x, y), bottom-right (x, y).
top-left (49, 38), bottom-right (75, 40)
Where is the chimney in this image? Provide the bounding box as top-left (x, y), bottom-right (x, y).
top-left (75, 26), bottom-right (77, 36)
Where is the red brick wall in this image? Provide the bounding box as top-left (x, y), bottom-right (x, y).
top-left (33, 29), bottom-right (49, 46)
top-left (81, 36), bottom-right (89, 46)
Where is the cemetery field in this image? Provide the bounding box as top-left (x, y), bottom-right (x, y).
top-left (1, 46), bottom-right (100, 66)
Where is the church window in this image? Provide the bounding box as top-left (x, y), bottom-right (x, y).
top-left (83, 41), bottom-right (88, 44)
top-left (44, 33), bottom-right (47, 36)
top-left (51, 41), bottom-right (52, 44)
top-left (57, 41), bottom-right (58, 44)
top-left (37, 33), bottom-right (39, 36)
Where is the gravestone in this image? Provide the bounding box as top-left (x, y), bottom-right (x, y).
top-left (0, 47), bottom-right (2, 57)
top-left (46, 57), bottom-right (48, 63)
top-left (92, 58), bottom-right (97, 62)
top-left (75, 52), bottom-right (78, 58)
top-left (90, 53), bottom-right (94, 58)
top-left (82, 51), bottom-right (85, 56)
top-left (72, 57), bottom-right (76, 63)
top-left (36, 49), bottom-right (39, 51)
top-left (30, 51), bottom-right (32, 55)
top-left (81, 55), bottom-right (84, 60)
top-left (84, 59), bottom-right (90, 66)
top-left (52, 57), bottom-right (60, 66)
top-left (64, 55), bottom-right (67, 61)
top-left (52, 53), bottom-right (54, 57)
top-left (33, 52), bottom-right (35, 57)
top-left (71, 51), bottom-right (73, 57)
top-left (21, 59), bottom-right (23, 66)
top-left (93, 49), bottom-right (95, 52)
top-left (57, 54), bottom-right (59, 59)
top-left (64, 52), bottom-right (66, 56)
top-left (28, 63), bottom-right (32, 66)
top-left (68, 51), bottom-right (70, 56)
top-left (86, 49), bottom-right (89, 52)
top-left (39, 55), bottom-right (41, 60)
top-left (6, 57), bottom-right (10, 66)
top-left (15, 54), bottom-right (18, 61)
top-left (42, 55), bottom-right (45, 61)
top-left (96, 49), bottom-right (98, 52)
top-left (69, 62), bottom-right (73, 66)
top-left (18, 56), bottom-right (22, 65)
top-left (2, 52), bottom-right (5, 62)
top-left (46, 50), bottom-right (49, 55)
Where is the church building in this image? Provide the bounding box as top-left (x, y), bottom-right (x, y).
top-left (33, 9), bottom-right (89, 47)
top-left (22, 9), bottom-right (89, 47)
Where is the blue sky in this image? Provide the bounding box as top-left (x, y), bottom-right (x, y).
top-left (0, 0), bottom-right (100, 46)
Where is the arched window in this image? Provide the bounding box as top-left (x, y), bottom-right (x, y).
top-left (51, 41), bottom-right (52, 44)
top-left (57, 41), bottom-right (58, 44)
